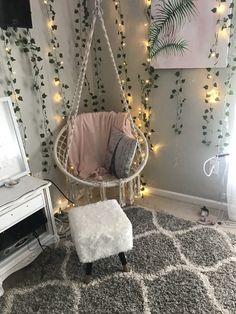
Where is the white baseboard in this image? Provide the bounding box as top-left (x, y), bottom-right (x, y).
top-left (149, 187), bottom-right (227, 211)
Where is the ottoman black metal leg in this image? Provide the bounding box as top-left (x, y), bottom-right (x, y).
top-left (84, 262), bottom-right (93, 284)
top-left (118, 252), bottom-right (129, 272)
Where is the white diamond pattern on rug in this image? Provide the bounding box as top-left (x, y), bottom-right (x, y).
top-left (146, 269), bottom-right (222, 314)
top-left (155, 211), bottom-right (197, 231)
top-left (79, 276), bottom-right (144, 313)
top-left (10, 283), bottom-right (77, 314)
top-left (126, 233), bottom-right (184, 274)
top-left (208, 261), bottom-right (236, 312)
top-left (176, 228), bottom-right (233, 267)
top-left (1, 206), bottom-right (236, 313)
top-left (124, 207), bottom-right (156, 235)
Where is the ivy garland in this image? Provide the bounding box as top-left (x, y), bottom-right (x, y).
top-left (138, 2), bottom-right (158, 151)
top-left (93, 35), bottom-right (106, 111)
top-left (14, 29), bottom-right (54, 172)
top-left (209, 0), bottom-right (234, 65)
top-left (202, 68), bottom-right (220, 146)
top-left (45, 0), bottom-right (70, 118)
top-left (74, 0), bottom-right (105, 112)
top-left (113, 0), bottom-right (133, 109)
top-left (170, 70), bottom-right (186, 135)
top-left (217, 9), bottom-right (236, 150)
top-left (74, 0), bottom-right (91, 110)
top-left (202, 0), bottom-right (234, 149)
top-left (0, 29), bottom-right (28, 153)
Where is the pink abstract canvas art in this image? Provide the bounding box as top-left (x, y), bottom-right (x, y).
top-left (150, 0), bottom-right (232, 69)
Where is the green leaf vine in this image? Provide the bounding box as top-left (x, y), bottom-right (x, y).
top-left (45, 0), bottom-right (70, 118)
top-left (209, 0), bottom-right (234, 65)
top-left (0, 29), bottom-right (28, 155)
top-left (170, 70), bottom-right (186, 135)
top-left (14, 29), bottom-right (53, 172)
top-left (74, 0), bottom-right (104, 112)
top-left (201, 68), bottom-right (220, 146)
top-left (202, 0), bottom-right (234, 150)
top-left (113, 0), bottom-right (133, 109)
top-left (93, 36), bottom-right (106, 111)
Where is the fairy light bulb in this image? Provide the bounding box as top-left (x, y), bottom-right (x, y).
top-left (153, 144), bottom-right (160, 153)
top-left (54, 93), bottom-right (62, 102)
top-left (54, 78), bottom-right (60, 86)
top-left (145, 97), bottom-right (149, 101)
top-left (219, 26), bottom-right (228, 37)
top-left (207, 89), bottom-right (220, 103)
top-left (54, 114), bottom-right (62, 124)
top-left (47, 20), bottom-right (53, 29)
top-left (142, 187), bottom-right (150, 196)
top-left (217, 4), bottom-right (225, 14)
top-left (147, 58), bottom-right (151, 62)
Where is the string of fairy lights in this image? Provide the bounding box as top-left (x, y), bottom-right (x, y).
top-left (203, 0), bottom-right (234, 150)
top-left (1, 0), bottom-right (234, 209)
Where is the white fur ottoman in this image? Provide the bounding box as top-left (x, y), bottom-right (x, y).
top-left (68, 199), bottom-right (133, 282)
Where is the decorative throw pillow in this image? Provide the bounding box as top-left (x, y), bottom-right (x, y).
top-left (105, 127), bottom-right (124, 172)
top-left (105, 127), bottom-right (137, 178)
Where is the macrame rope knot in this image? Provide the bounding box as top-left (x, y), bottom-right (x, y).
top-left (94, 0), bottom-right (103, 17)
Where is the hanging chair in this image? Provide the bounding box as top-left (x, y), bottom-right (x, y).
top-left (54, 0), bottom-right (149, 205)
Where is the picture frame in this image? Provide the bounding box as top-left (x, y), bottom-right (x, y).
top-left (0, 97), bottom-right (30, 186)
top-left (150, 0), bottom-right (232, 69)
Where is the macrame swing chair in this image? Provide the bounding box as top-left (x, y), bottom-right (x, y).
top-left (54, 0), bottom-right (149, 206)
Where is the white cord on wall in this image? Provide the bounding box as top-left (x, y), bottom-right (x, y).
top-left (203, 153), bottom-right (229, 177)
top-left (203, 156), bottom-right (216, 177)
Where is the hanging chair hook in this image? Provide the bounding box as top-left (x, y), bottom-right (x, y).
top-left (94, 0), bottom-right (103, 17)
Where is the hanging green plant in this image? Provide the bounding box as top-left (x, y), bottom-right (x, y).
top-left (113, 0), bottom-right (133, 109)
top-left (93, 36), bottom-right (106, 111)
top-left (208, 0), bottom-right (234, 65)
top-left (14, 29), bottom-right (53, 172)
top-left (202, 0), bottom-right (234, 149)
top-left (0, 29), bottom-right (28, 155)
top-left (74, 0), bottom-right (102, 112)
top-left (136, 2), bottom-right (158, 152)
top-left (45, 0), bottom-right (70, 118)
top-left (201, 68), bottom-right (220, 146)
top-left (170, 70), bottom-right (186, 135)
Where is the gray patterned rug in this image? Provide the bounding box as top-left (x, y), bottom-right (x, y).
top-left (1, 207), bottom-right (236, 314)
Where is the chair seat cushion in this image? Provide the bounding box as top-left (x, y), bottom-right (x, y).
top-left (68, 200), bottom-right (133, 263)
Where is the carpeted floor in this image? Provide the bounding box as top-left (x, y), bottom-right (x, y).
top-left (1, 207), bottom-right (236, 314)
